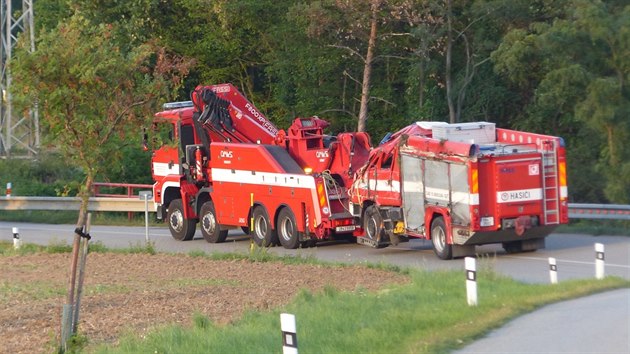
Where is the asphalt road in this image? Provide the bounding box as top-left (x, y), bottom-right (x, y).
top-left (2, 221), bottom-right (628, 283)
top-left (2, 221), bottom-right (629, 352)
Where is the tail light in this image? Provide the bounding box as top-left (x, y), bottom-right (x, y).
top-left (470, 165), bottom-right (481, 228)
top-left (316, 179), bottom-right (330, 216)
top-left (559, 160), bottom-right (569, 223)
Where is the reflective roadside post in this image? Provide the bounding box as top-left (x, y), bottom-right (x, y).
top-left (465, 257), bottom-right (477, 306)
top-left (139, 191), bottom-right (153, 242)
top-left (595, 243), bottom-right (605, 280)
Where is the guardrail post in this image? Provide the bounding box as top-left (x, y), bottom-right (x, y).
top-left (548, 257), bottom-right (558, 284)
top-left (595, 243), bottom-right (605, 279)
top-left (281, 313), bottom-right (298, 354)
top-left (465, 257), bottom-right (477, 306)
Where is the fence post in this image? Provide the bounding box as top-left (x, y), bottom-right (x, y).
top-left (465, 257), bottom-right (477, 306)
top-left (595, 243), bottom-right (605, 279)
top-left (281, 313), bottom-right (298, 354)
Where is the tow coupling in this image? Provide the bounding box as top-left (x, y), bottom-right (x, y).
top-left (515, 216), bottom-right (532, 236)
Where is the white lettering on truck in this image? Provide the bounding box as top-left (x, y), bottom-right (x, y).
top-left (245, 103), bottom-right (278, 136)
top-left (497, 188), bottom-right (542, 203)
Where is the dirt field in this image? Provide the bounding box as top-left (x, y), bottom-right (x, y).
top-left (0, 252), bottom-right (407, 353)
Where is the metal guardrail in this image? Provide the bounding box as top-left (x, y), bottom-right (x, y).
top-left (568, 203), bottom-right (630, 220)
top-left (0, 197), bottom-right (628, 220)
top-left (0, 196), bottom-right (156, 212)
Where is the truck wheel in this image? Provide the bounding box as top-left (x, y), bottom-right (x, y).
top-left (278, 208), bottom-right (300, 249)
top-left (364, 205), bottom-right (384, 242)
top-left (431, 217), bottom-right (452, 260)
top-left (167, 198), bottom-right (196, 241)
top-left (251, 206), bottom-right (278, 247)
top-left (200, 201), bottom-right (228, 243)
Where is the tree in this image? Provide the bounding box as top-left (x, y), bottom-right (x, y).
top-left (491, 0), bottom-right (630, 203)
top-left (295, 0), bottom-right (419, 132)
top-left (10, 13), bottom-right (191, 227)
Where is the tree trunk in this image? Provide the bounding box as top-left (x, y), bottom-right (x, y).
top-left (445, 0), bottom-right (456, 124)
top-left (76, 173), bottom-right (94, 229)
top-left (357, 5), bottom-right (379, 132)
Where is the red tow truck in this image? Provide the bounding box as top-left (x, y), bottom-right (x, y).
top-left (150, 83), bottom-right (370, 248)
top-left (349, 121), bottom-right (568, 259)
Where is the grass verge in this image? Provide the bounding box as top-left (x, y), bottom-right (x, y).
top-left (95, 270), bottom-right (628, 354)
top-left (2, 241), bottom-right (627, 353)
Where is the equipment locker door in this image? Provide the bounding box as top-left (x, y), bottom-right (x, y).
top-left (400, 154), bottom-right (424, 232)
top-left (494, 157), bottom-right (544, 218)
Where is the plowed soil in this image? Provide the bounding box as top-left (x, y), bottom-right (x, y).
top-left (0, 252), bottom-right (407, 353)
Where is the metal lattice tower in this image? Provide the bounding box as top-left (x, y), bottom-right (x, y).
top-left (1, 0), bottom-right (38, 158)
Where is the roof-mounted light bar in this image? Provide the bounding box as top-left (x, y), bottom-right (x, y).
top-left (162, 101), bottom-right (194, 110)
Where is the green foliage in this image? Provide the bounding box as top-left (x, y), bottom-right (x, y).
top-left (0, 153), bottom-right (81, 196)
top-left (96, 269), bottom-right (628, 353)
top-left (11, 10), bottom-right (190, 226)
top-left (20, 0), bottom-right (630, 204)
top-left (491, 0), bottom-right (630, 203)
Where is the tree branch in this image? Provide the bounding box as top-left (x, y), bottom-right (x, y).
top-left (369, 96), bottom-right (397, 107)
top-left (99, 98), bottom-right (152, 145)
top-left (327, 44), bottom-right (366, 63)
top-left (343, 70), bottom-right (362, 86)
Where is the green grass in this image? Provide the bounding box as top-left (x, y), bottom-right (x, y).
top-left (95, 270), bottom-right (628, 354)
top-left (0, 280), bottom-right (67, 302)
top-left (0, 240), bottom-right (156, 256)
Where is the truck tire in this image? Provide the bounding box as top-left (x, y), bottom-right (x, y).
top-left (200, 201), bottom-right (228, 243)
top-left (278, 207), bottom-right (300, 249)
top-left (251, 206), bottom-right (278, 247)
top-left (167, 198), bottom-right (196, 241)
top-left (431, 216), bottom-right (452, 260)
top-left (364, 205), bottom-right (384, 242)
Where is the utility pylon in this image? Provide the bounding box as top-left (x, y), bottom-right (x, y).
top-left (1, 0), bottom-right (38, 158)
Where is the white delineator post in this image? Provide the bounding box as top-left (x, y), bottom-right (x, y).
top-left (281, 313), bottom-right (298, 354)
top-left (595, 243), bottom-right (605, 280)
top-left (548, 257), bottom-right (558, 284)
top-left (12, 227), bottom-right (21, 249)
top-left (6, 182), bottom-right (11, 197)
top-left (465, 257), bottom-right (477, 306)
top-left (139, 191), bottom-right (153, 243)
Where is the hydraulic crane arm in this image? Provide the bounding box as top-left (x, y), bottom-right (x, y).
top-left (191, 83), bottom-right (282, 145)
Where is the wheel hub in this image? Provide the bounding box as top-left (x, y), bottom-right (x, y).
top-left (202, 213), bottom-right (216, 235)
top-left (170, 211), bottom-right (184, 233)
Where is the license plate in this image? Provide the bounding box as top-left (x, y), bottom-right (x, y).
top-left (335, 225), bottom-right (356, 232)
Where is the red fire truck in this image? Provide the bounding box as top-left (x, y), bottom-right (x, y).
top-left (150, 83), bottom-right (370, 248)
top-left (349, 121), bottom-right (568, 259)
